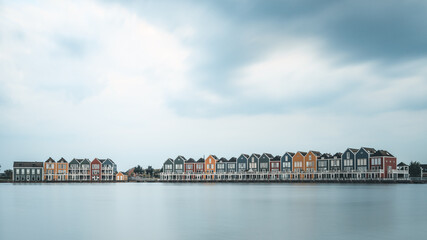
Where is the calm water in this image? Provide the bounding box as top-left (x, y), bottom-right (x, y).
top-left (1, 183), bottom-right (426, 240)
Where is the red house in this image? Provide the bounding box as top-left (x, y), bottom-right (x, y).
top-left (91, 158), bottom-right (102, 181)
top-left (195, 158), bottom-right (205, 173)
top-left (270, 155), bottom-right (281, 172)
top-left (184, 158), bottom-right (196, 173)
top-left (370, 150), bottom-right (397, 178)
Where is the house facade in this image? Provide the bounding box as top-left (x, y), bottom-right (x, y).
top-left (91, 158), bottom-right (102, 181)
top-left (342, 148), bottom-right (358, 171)
top-left (227, 157), bottom-right (237, 173)
top-left (101, 158), bottom-right (116, 181)
top-left (259, 153), bottom-right (273, 172)
top-left (281, 152), bottom-right (294, 172)
top-left (293, 152), bottom-right (307, 173)
top-left (330, 153), bottom-right (342, 171)
top-left (305, 151), bottom-right (320, 173)
top-left (57, 158), bottom-right (68, 181)
top-left (205, 155), bottom-right (218, 174)
top-left (248, 154), bottom-right (260, 172)
top-left (237, 154), bottom-right (249, 173)
top-left (216, 158), bottom-right (228, 174)
top-left (44, 157), bottom-right (57, 181)
top-left (370, 150), bottom-right (397, 178)
top-left (195, 158), bottom-right (205, 173)
top-left (185, 158), bottom-right (196, 174)
top-left (163, 158), bottom-right (174, 174)
top-left (317, 153), bottom-right (331, 172)
top-left (13, 162), bottom-right (44, 182)
top-left (174, 156), bottom-right (186, 174)
top-left (270, 156), bottom-right (281, 172)
top-left (355, 147), bottom-right (376, 172)
top-left (116, 172), bottom-right (128, 181)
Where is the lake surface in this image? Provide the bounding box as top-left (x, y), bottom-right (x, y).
top-left (1, 183), bottom-right (426, 240)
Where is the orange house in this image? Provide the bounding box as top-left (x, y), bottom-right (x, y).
top-left (293, 152), bottom-right (307, 179)
top-left (57, 158), bottom-right (68, 181)
top-left (205, 155), bottom-right (218, 178)
top-left (44, 157), bottom-right (57, 181)
top-left (305, 151), bottom-right (321, 179)
top-left (116, 172), bottom-right (128, 181)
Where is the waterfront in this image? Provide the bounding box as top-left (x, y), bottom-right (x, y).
top-left (1, 183), bottom-right (426, 240)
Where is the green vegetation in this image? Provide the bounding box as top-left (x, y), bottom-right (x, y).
top-left (409, 161), bottom-right (421, 177)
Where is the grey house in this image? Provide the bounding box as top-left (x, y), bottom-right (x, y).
top-left (174, 156), bottom-right (186, 174)
top-left (342, 148), bottom-right (358, 171)
top-left (259, 153), bottom-right (273, 172)
top-left (101, 158), bottom-right (116, 181)
top-left (281, 152), bottom-right (295, 172)
top-left (227, 157), bottom-right (237, 173)
top-left (318, 153), bottom-right (332, 172)
top-left (355, 147), bottom-right (376, 171)
top-left (330, 153), bottom-right (342, 171)
top-left (163, 158), bottom-right (174, 174)
top-left (237, 154), bottom-right (249, 172)
top-left (248, 154), bottom-right (261, 172)
top-left (216, 158), bottom-right (228, 174)
top-left (13, 162), bottom-right (43, 182)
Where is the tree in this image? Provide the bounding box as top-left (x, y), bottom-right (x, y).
top-left (146, 166), bottom-right (153, 177)
top-left (409, 161), bottom-right (421, 177)
top-left (4, 169), bottom-right (13, 179)
top-left (134, 165), bottom-right (144, 175)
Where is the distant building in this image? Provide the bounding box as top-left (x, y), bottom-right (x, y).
top-left (318, 153), bottom-right (332, 172)
top-left (174, 156), bottom-right (186, 174)
top-left (44, 157), bottom-right (56, 181)
top-left (270, 155), bottom-right (281, 172)
top-left (293, 152), bottom-right (307, 173)
top-left (227, 157), bottom-right (237, 173)
top-left (13, 162), bottom-right (43, 182)
top-left (100, 158), bottom-right (116, 181)
top-left (91, 158), bottom-right (102, 181)
top-left (205, 155), bottom-right (218, 175)
top-left (216, 158), bottom-right (228, 174)
top-left (236, 154), bottom-right (249, 173)
top-left (116, 172), bottom-right (128, 181)
top-left (248, 154), bottom-right (260, 172)
top-left (185, 158), bottom-right (196, 174)
top-left (57, 158), bottom-right (68, 181)
top-left (370, 150), bottom-right (397, 178)
top-left (163, 158), bottom-right (174, 174)
top-left (330, 153), bottom-right (342, 171)
top-left (355, 147), bottom-right (376, 172)
top-left (259, 153), bottom-right (273, 173)
top-left (342, 148), bottom-right (358, 171)
top-left (281, 152), bottom-right (295, 172)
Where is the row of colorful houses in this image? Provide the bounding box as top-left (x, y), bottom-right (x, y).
top-left (162, 147), bottom-right (400, 179)
top-left (13, 158), bottom-right (128, 182)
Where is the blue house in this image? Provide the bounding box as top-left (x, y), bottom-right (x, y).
top-left (174, 156), bottom-right (186, 174)
top-left (281, 152), bottom-right (295, 172)
top-left (259, 153), bottom-right (273, 172)
top-left (227, 157), bottom-right (237, 173)
top-left (342, 148), bottom-right (358, 171)
top-left (237, 154), bottom-right (249, 172)
top-left (248, 154), bottom-right (260, 172)
top-left (355, 147), bottom-right (376, 172)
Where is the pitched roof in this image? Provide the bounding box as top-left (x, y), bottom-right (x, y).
top-left (297, 151), bottom-right (307, 156)
top-left (263, 153), bottom-right (274, 159)
top-left (186, 158), bottom-right (196, 163)
top-left (218, 157), bottom-right (228, 163)
top-left (348, 148), bottom-right (358, 153)
top-left (361, 147), bottom-right (376, 154)
top-left (320, 153), bottom-right (333, 159)
top-left (309, 151), bottom-right (321, 157)
top-left (239, 154), bottom-right (250, 159)
top-left (285, 152), bottom-right (295, 157)
top-left (45, 157), bottom-right (55, 163)
top-left (250, 153), bottom-right (261, 158)
top-left (397, 162), bottom-right (408, 167)
top-left (333, 152), bottom-right (342, 158)
top-left (272, 155), bottom-right (281, 161)
top-left (58, 158), bottom-right (67, 163)
top-left (13, 162), bottom-right (43, 168)
top-left (197, 158), bottom-right (205, 163)
top-left (372, 150), bottom-right (394, 157)
top-left (210, 155), bottom-right (219, 160)
top-left (228, 157), bottom-right (237, 162)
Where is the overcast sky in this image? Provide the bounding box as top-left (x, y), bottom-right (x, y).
top-left (1, 0), bottom-right (427, 171)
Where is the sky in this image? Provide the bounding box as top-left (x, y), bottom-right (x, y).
top-left (1, 0), bottom-right (427, 171)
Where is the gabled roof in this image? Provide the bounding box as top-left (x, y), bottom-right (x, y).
top-left (309, 151), bottom-right (321, 157)
top-left (361, 147), bottom-right (376, 154)
top-left (81, 158), bottom-right (91, 164)
top-left (262, 153), bottom-right (274, 159)
top-left (372, 150), bottom-right (394, 157)
top-left (164, 158), bottom-right (174, 164)
top-left (209, 155), bottom-right (219, 160)
top-left (197, 158), bottom-right (205, 163)
top-left (297, 151), bottom-right (307, 156)
top-left (250, 153), bottom-right (261, 158)
top-left (284, 152), bottom-right (295, 157)
top-left (45, 157), bottom-right (55, 163)
top-left (239, 154), bottom-right (249, 159)
top-left (218, 157), bottom-right (228, 163)
top-left (272, 155), bottom-right (281, 162)
top-left (320, 153), bottom-right (333, 159)
top-left (333, 152), bottom-right (342, 158)
top-left (176, 155), bottom-right (187, 161)
top-left (228, 157), bottom-right (237, 162)
top-left (101, 158), bottom-right (114, 165)
top-left (13, 162), bottom-right (43, 168)
top-left (58, 158), bottom-right (67, 163)
top-left (397, 162), bottom-right (408, 167)
top-left (186, 158), bottom-right (196, 163)
top-left (348, 148), bottom-right (358, 153)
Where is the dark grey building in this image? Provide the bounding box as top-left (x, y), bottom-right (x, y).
top-left (13, 162), bottom-right (43, 182)
top-left (259, 153), bottom-right (273, 172)
top-left (227, 157), bottom-right (237, 173)
top-left (216, 158), bottom-right (228, 173)
top-left (237, 154), bottom-right (249, 172)
top-left (174, 156), bottom-right (186, 174)
top-left (330, 153), bottom-right (342, 171)
top-left (248, 154), bottom-right (260, 172)
top-left (317, 153), bottom-right (332, 172)
top-left (163, 158), bottom-right (174, 174)
top-left (355, 147), bottom-right (376, 172)
top-left (342, 148), bottom-right (358, 171)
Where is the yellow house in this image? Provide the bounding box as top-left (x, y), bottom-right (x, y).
top-left (116, 172), bottom-right (128, 181)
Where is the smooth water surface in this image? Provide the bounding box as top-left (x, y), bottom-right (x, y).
top-left (1, 183), bottom-right (426, 240)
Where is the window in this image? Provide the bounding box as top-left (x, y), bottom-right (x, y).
top-left (347, 152), bottom-right (350, 159)
top-left (272, 163), bottom-right (279, 168)
top-left (16, 169), bottom-right (19, 175)
top-left (176, 164), bottom-right (183, 170)
top-left (249, 163), bottom-right (257, 169)
top-left (27, 169), bottom-right (30, 174)
top-left (238, 163), bottom-right (246, 169)
top-left (260, 163), bottom-right (268, 169)
top-left (285, 156), bottom-right (288, 161)
top-left (32, 169), bottom-right (35, 174)
top-left (309, 155), bottom-right (312, 161)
